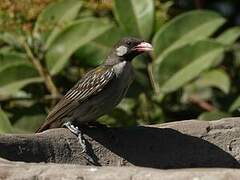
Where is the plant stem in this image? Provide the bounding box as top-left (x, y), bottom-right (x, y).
top-left (147, 54), bottom-right (161, 95)
top-left (189, 95), bottom-right (215, 112)
top-left (147, 63), bottom-right (160, 95)
top-left (21, 39), bottom-right (59, 97)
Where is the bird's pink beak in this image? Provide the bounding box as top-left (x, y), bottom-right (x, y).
top-left (134, 42), bottom-right (153, 52)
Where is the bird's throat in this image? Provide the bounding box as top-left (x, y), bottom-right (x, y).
top-left (112, 61), bottom-right (127, 76)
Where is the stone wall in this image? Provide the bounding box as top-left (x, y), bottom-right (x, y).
top-left (0, 118), bottom-right (240, 179)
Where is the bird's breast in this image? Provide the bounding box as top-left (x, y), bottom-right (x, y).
top-left (96, 62), bottom-right (134, 108)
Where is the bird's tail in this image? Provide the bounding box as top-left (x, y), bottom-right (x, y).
top-left (35, 121), bottom-right (50, 133)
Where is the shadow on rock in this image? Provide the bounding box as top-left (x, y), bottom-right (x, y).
top-left (84, 126), bottom-right (240, 169)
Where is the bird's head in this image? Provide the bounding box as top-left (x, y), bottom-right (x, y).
top-left (106, 37), bottom-right (153, 64)
top-left (114, 37), bottom-right (153, 60)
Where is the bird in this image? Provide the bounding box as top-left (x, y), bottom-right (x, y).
top-left (36, 37), bottom-right (153, 152)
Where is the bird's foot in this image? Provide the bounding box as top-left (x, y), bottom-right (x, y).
top-left (63, 122), bottom-right (86, 153)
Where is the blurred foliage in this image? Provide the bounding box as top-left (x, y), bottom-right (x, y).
top-left (0, 0), bottom-right (240, 133)
top-left (0, 0), bottom-right (57, 33)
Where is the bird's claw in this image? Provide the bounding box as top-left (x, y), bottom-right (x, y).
top-left (78, 134), bottom-right (86, 153)
top-left (63, 122), bottom-right (86, 153)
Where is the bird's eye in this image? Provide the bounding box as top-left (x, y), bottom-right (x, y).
top-left (127, 41), bottom-right (131, 46)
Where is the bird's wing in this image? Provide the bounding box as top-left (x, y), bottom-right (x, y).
top-left (36, 65), bottom-right (115, 132)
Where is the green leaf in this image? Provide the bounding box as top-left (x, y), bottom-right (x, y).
top-left (230, 96), bottom-right (240, 112)
top-left (216, 27), bottom-right (240, 45)
top-left (0, 64), bottom-right (38, 86)
top-left (0, 46), bottom-right (14, 53)
top-left (0, 33), bottom-right (22, 48)
top-left (0, 52), bottom-right (27, 72)
top-left (153, 10), bottom-right (226, 65)
top-left (198, 110), bottom-right (230, 121)
top-left (74, 42), bottom-right (108, 66)
top-left (0, 52), bottom-right (37, 83)
top-left (0, 77), bottom-right (42, 96)
top-left (181, 69), bottom-right (230, 104)
top-left (74, 25), bottom-right (126, 66)
top-left (181, 84), bottom-right (213, 104)
top-left (13, 114), bottom-right (46, 133)
top-left (34, 0), bottom-right (82, 48)
top-left (0, 53), bottom-right (40, 96)
top-left (116, 98), bottom-right (136, 115)
top-left (194, 69), bottom-right (230, 93)
top-left (137, 93), bottom-right (164, 124)
top-left (0, 108), bottom-right (12, 133)
top-left (46, 18), bottom-right (112, 75)
top-left (159, 40), bottom-right (224, 94)
top-left (113, 0), bottom-right (154, 39)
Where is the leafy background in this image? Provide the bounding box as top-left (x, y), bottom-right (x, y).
top-left (0, 0), bottom-right (240, 133)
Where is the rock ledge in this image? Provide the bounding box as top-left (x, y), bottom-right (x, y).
top-left (0, 118), bottom-right (240, 169)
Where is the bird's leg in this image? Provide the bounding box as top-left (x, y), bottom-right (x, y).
top-left (63, 121), bottom-right (86, 153)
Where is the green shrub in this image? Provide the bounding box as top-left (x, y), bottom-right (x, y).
top-left (0, 0), bottom-right (240, 133)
